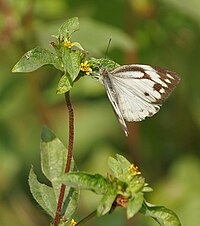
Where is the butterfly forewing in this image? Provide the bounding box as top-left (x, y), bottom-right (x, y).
top-left (100, 64), bottom-right (180, 136)
top-left (150, 65), bottom-right (180, 104)
top-left (110, 64), bottom-right (180, 104)
top-left (109, 77), bottom-right (161, 122)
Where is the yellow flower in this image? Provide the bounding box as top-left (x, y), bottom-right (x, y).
top-left (64, 41), bottom-right (74, 48)
top-left (80, 61), bottom-right (92, 75)
top-left (128, 164), bottom-right (141, 176)
top-left (70, 219), bottom-right (77, 226)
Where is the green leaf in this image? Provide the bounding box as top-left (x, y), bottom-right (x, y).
top-left (12, 47), bottom-right (63, 73)
top-left (62, 48), bottom-right (81, 80)
top-left (73, 42), bottom-right (85, 51)
top-left (29, 127), bottom-right (79, 219)
top-left (40, 126), bottom-right (77, 201)
top-left (29, 167), bottom-right (79, 219)
top-left (68, 51), bottom-right (81, 80)
top-left (62, 187), bottom-right (79, 219)
top-left (108, 154), bottom-right (132, 182)
top-left (59, 17), bottom-right (79, 39)
top-left (41, 126), bottom-right (73, 181)
top-left (97, 192), bottom-right (116, 216)
top-left (40, 128), bottom-right (67, 175)
top-left (62, 47), bottom-right (70, 73)
top-left (41, 125), bottom-right (56, 142)
top-left (56, 172), bottom-right (111, 195)
top-left (142, 185), bottom-right (153, 193)
top-left (28, 167), bottom-right (57, 218)
top-left (140, 202), bottom-right (181, 226)
top-left (127, 192), bottom-right (144, 219)
top-left (128, 176), bottom-right (145, 194)
top-left (116, 154), bottom-right (131, 174)
top-left (108, 156), bottom-right (122, 176)
top-left (56, 73), bottom-right (72, 94)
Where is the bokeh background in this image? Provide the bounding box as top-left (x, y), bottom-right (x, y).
top-left (0, 0), bottom-right (200, 225)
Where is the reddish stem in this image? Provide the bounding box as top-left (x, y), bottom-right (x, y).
top-left (54, 91), bottom-right (74, 226)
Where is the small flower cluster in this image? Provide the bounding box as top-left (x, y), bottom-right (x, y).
top-left (80, 61), bottom-right (92, 75)
top-left (128, 164), bottom-right (141, 176)
top-left (70, 219), bottom-right (77, 226)
top-left (64, 41), bottom-right (74, 49)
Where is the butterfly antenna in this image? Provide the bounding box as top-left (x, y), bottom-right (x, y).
top-left (105, 38), bottom-right (112, 59)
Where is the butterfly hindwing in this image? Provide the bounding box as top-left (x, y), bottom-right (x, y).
top-left (109, 75), bottom-right (161, 121)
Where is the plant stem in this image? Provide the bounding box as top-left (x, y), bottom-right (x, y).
top-left (54, 91), bottom-right (74, 226)
top-left (64, 91), bottom-right (74, 173)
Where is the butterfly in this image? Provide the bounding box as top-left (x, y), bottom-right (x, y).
top-left (99, 64), bottom-right (180, 136)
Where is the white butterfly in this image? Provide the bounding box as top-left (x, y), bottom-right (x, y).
top-left (99, 64), bottom-right (180, 136)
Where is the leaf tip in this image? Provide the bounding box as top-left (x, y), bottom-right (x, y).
top-left (41, 125), bottom-right (56, 142)
top-left (11, 65), bottom-right (19, 73)
top-left (56, 89), bottom-right (63, 95)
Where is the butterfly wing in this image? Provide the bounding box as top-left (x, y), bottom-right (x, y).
top-left (108, 76), bottom-right (160, 121)
top-left (107, 64), bottom-right (180, 122)
top-left (102, 75), bottom-right (129, 136)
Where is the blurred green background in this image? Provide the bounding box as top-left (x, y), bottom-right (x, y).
top-left (0, 0), bottom-right (200, 225)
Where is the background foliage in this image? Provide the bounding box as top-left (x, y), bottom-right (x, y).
top-left (0, 0), bottom-right (200, 225)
